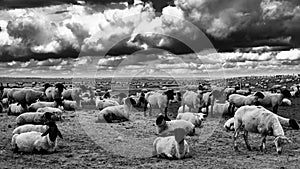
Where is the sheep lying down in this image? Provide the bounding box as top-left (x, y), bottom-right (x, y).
top-left (16, 112), bottom-right (60, 125)
top-left (176, 112), bottom-right (206, 127)
top-left (153, 128), bottom-right (190, 159)
top-left (11, 121), bottom-right (63, 153)
top-left (13, 124), bottom-right (48, 135)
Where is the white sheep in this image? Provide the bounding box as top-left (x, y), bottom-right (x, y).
top-left (182, 90), bottom-right (203, 114)
top-left (62, 100), bottom-right (80, 111)
top-left (16, 112), bottom-right (59, 125)
top-left (233, 105), bottom-right (293, 154)
top-left (155, 114), bottom-right (195, 136)
top-left (257, 89), bottom-right (291, 114)
top-left (11, 121), bottom-right (63, 153)
top-left (95, 97), bottom-right (119, 110)
top-left (12, 124), bottom-right (48, 135)
top-left (153, 128), bottom-right (190, 159)
top-left (176, 112), bottom-right (206, 127)
top-left (145, 89), bottom-right (175, 117)
top-left (8, 88), bottom-right (45, 106)
top-left (95, 97), bottom-right (133, 123)
top-left (28, 101), bottom-right (58, 112)
top-left (7, 103), bottom-right (28, 115)
top-left (37, 107), bottom-right (63, 120)
top-left (62, 87), bottom-right (83, 104)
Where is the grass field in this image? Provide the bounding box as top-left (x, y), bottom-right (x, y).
top-left (0, 97), bottom-right (299, 169)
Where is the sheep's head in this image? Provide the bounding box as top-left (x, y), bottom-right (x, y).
top-left (274, 136), bottom-right (293, 154)
top-left (254, 92), bottom-right (265, 99)
top-left (163, 89), bottom-right (174, 101)
top-left (281, 89), bottom-right (291, 98)
top-left (42, 121), bottom-right (63, 141)
top-left (55, 83), bottom-right (66, 93)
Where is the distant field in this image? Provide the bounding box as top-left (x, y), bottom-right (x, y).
top-left (0, 97), bottom-right (299, 168)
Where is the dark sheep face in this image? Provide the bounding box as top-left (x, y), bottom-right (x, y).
top-left (42, 121), bottom-right (63, 142)
top-left (164, 89), bottom-right (174, 100)
top-left (281, 89), bottom-right (291, 98)
top-left (156, 114), bottom-right (166, 126)
top-left (55, 83), bottom-right (66, 93)
top-left (254, 92), bottom-right (265, 99)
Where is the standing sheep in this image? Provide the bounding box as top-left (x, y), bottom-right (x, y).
top-left (11, 121), bottom-right (63, 153)
top-left (233, 105), bottom-right (293, 154)
top-left (181, 90), bottom-right (203, 114)
top-left (153, 128), bottom-right (190, 159)
top-left (9, 89), bottom-right (45, 106)
top-left (44, 83), bottom-right (66, 106)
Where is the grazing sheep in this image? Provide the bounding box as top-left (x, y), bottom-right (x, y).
top-left (28, 101), bottom-right (58, 112)
top-left (224, 87), bottom-right (236, 99)
top-left (62, 87), bottom-right (83, 105)
top-left (233, 105), bottom-right (293, 154)
top-left (37, 107), bottom-right (63, 120)
top-left (62, 100), bottom-right (80, 111)
top-left (153, 128), bottom-right (190, 159)
top-left (228, 92), bottom-right (265, 116)
top-left (9, 89), bottom-right (45, 106)
top-left (16, 112), bottom-right (59, 125)
top-left (181, 90), bottom-right (203, 114)
top-left (95, 97), bottom-right (134, 123)
top-left (155, 114), bottom-right (195, 136)
top-left (144, 89), bottom-right (175, 118)
top-left (7, 103), bottom-right (28, 116)
top-left (281, 98), bottom-right (292, 106)
top-left (12, 124), bottom-right (48, 135)
top-left (95, 97), bottom-right (119, 110)
top-left (224, 117), bottom-right (234, 131)
top-left (11, 121), bottom-right (63, 153)
top-left (257, 89), bottom-right (291, 114)
top-left (176, 112), bottom-right (206, 127)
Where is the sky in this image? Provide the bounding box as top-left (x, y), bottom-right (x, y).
top-left (0, 0), bottom-right (300, 79)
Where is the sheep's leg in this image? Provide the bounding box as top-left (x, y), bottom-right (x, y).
top-left (233, 127), bottom-right (242, 151)
top-left (243, 130), bottom-right (251, 151)
top-left (272, 105), bottom-right (278, 114)
top-left (260, 135), bottom-right (267, 153)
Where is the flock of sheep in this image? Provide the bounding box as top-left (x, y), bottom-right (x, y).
top-left (0, 81), bottom-right (299, 159)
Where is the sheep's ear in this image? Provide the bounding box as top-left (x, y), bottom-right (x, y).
top-left (174, 128), bottom-right (186, 143)
top-left (57, 130), bottom-right (63, 139)
top-left (41, 128), bottom-right (50, 137)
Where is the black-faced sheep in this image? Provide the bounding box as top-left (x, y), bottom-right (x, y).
top-left (44, 83), bottom-right (66, 106)
top-left (11, 121), bottom-right (62, 153)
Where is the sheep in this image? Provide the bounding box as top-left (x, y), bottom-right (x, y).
top-left (233, 105), bottom-right (293, 154)
top-left (16, 112), bottom-right (59, 125)
top-left (152, 128), bottom-right (190, 159)
top-left (7, 103), bottom-right (28, 116)
top-left (12, 124), bottom-right (48, 135)
top-left (62, 87), bottom-right (83, 105)
top-left (228, 92), bottom-right (265, 116)
top-left (28, 101), bottom-right (59, 112)
top-left (199, 92), bottom-right (212, 114)
top-left (280, 98), bottom-right (292, 106)
top-left (9, 89), bottom-right (45, 106)
top-left (257, 89), bottom-right (291, 114)
top-left (80, 97), bottom-right (96, 109)
top-left (11, 121), bottom-right (63, 153)
top-left (201, 102), bottom-right (237, 116)
top-left (177, 105), bottom-right (197, 114)
top-left (37, 107), bottom-right (63, 120)
top-left (44, 83), bottom-right (66, 106)
top-left (95, 97), bottom-right (119, 110)
top-left (176, 112), bottom-right (206, 127)
top-left (155, 114), bottom-right (195, 136)
top-left (2, 98), bottom-right (9, 109)
top-left (181, 90), bottom-right (203, 114)
top-left (62, 100), bottom-right (80, 111)
top-left (144, 89), bottom-right (175, 118)
top-left (209, 86), bottom-right (227, 115)
top-left (95, 97), bottom-right (134, 123)
top-left (224, 117), bottom-right (234, 131)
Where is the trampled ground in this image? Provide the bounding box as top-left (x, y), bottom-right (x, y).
top-left (0, 97), bottom-right (300, 169)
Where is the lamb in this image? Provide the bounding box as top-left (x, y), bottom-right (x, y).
top-left (16, 112), bottom-right (59, 125)
top-left (12, 124), bottom-right (48, 135)
top-left (155, 114), bottom-right (195, 136)
top-left (11, 121), bottom-right (63, 153)
top-left (181, 90), bottom-right (203, 114)
top-left (228, 92), bottom-right (265, 116)
top-left (176, 112), bottom-right (206, 127)
top-left (144, 89), bottom-right (175, 118)
top-left (257, 89), bottom-right (291, 114)
top-left (233, 105), bottom-right (293, 154)
top-left (28, 101), bottom-right (59, 112)
top-left (7, 103), bottom-right (28, 116)
top-left (95, 97), bottom-right (119, 110)
top-left (152, 128), bottom-right (190, 159)
top-left (95, 97), bottom-right (134, 123)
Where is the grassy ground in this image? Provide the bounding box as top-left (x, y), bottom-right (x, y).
top-left (0, 97), bottom-right (300, 169)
